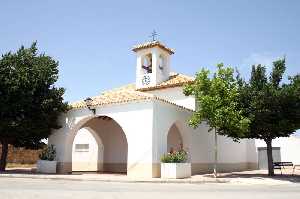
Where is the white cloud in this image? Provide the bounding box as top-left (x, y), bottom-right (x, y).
top-left (239, 53), bottom-right (283, 79)
top-left (242, 53), bottom-right (280, 70)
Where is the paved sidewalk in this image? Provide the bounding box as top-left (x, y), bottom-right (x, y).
top-left (1, 177), bottom-right (300, 199)
top-left (1, 168), bottom-right (300, 185)
top-left (0, 171), bottom-right (227, 184)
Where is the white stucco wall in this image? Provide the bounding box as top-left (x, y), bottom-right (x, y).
top-left (188, 124), bottom-right (255, 170)
top-left (147, 87), bottom-right (195, 110)
top-left (82, 117), bottom-right (128, 173)
top-left (72, 128), bottom-right (101, 171)
top-left (188, 128), bottom-right (258, 172)
top-left (50, 97), bottom-right (261, 177)
top-left (49, 101), bottom-right (155, 177)
top-left (246, 139), bottom-right (259, 164)
top-left (135, 47), bottom-right (171, 89)
top-left (217, 136), bottom-right (247, 163)
top-left (255, 136), bottom-right (300, 165)
top-left (152, 100), bottom-right (190, 160)
top-left (98, 102), bottom-right (154, 177)
top-left (217, 137), bottom-right (257, 164)
top-left (153, 100), bottom-right (258, 175)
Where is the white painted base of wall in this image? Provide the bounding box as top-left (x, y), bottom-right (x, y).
top-left (37, 160), bottom-right (57, 174)
top-left (161, 163), bottom-right (191, 179)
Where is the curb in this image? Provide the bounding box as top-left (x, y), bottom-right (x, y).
top-left (0, 174), bottom-right (229, 184)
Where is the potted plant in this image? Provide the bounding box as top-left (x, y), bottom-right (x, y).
top-left (37, 145), bottom-right (57, 174)
top-left (160, 149), bottom-right (191, 179)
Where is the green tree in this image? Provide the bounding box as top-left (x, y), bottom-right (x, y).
top-left (237, 59), bottom-right (300, 176)
top-left (0, 42), bottom-right (69, 171)
top-left (184, 64), bottom-right (250, 177)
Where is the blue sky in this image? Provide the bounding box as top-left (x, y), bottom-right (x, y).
top-left (1, 1), bottom-right (299, 108)
top-left (1, 0), bottom-right (299, 102)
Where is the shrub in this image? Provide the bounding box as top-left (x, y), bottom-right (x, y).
top-left (161, 150), bottom-right (188, 163)
top-left (39, 145), bottom-right (56, 161)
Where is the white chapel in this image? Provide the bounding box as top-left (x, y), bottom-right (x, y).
top-left (49, 40), bottom-right (300, 177)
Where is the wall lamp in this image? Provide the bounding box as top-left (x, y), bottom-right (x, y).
top-left (84, 97), bottom-right (96, 115)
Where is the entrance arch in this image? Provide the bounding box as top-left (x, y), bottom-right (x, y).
top-left (71, 116), bottom-right (128, 174)
top-left (167, 122), bottom-right (184, 153)
top-left (72, 127), bottom-right (103, 171)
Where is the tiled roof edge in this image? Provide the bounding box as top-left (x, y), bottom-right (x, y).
top-left (132, 41), bottom-right (175, 55)
top-left (153, 97), bottom-right (194, 112)
top-left (136, 81), bottom-right (194, 91)
top-left (70, 96), bottom-right (193, 112)
top-left (70, 97), bottom-right (153, 110)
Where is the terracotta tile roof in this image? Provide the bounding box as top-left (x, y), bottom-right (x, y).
top-left (132, 41), bottom-right (175, 55)
top-left (70, 73), bottom-right (194, 111)
top-left (136, 73), bottom-right (194, 91)
top-left (71, 84), bottom-right (151, 109)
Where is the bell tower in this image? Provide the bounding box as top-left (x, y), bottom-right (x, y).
top-left (132, 37), bottom-right (174, 89)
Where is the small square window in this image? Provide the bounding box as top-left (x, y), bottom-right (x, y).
top-left (75, 144), bottom-right (89, 152)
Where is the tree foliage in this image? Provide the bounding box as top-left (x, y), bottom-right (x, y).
top-left (184, 64), bottom-right (250, 139)
top-left (237, 58), bottom-right (300, 175)
top-left (0, 42), bottom-right (69, 170)
top-left (184, 64), bottom-right (250, 177)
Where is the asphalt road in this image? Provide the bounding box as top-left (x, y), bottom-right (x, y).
top-left (0, 177), bottom-right (300, 199)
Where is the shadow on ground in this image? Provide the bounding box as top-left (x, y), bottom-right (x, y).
top-left (1, 168), bottom-right (126, 176)
top-left (202, 171), bottom-right (300, 183)
top-left (2, 167), bottom-right (300, 184)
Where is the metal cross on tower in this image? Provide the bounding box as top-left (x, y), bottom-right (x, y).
top-left (149, 30), bottom-right (158, 41)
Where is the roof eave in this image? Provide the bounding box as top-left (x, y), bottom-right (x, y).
top-left (132, 42), bottom-right (175, 55)
top-left (136, 81), bottom-right (194, 92)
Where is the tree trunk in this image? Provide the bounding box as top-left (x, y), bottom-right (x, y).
top-left (0, 139), bottom-right (8, 171)
top-left (213, 130), bottom-right (218, 178)
top-left (265, 139), bottom-right (274, 176)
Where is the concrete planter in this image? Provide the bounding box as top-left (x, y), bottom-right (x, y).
top-left (37, 160), bottom-right (57, 174)
top-left (161, 163), bottom-right (191, 179)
